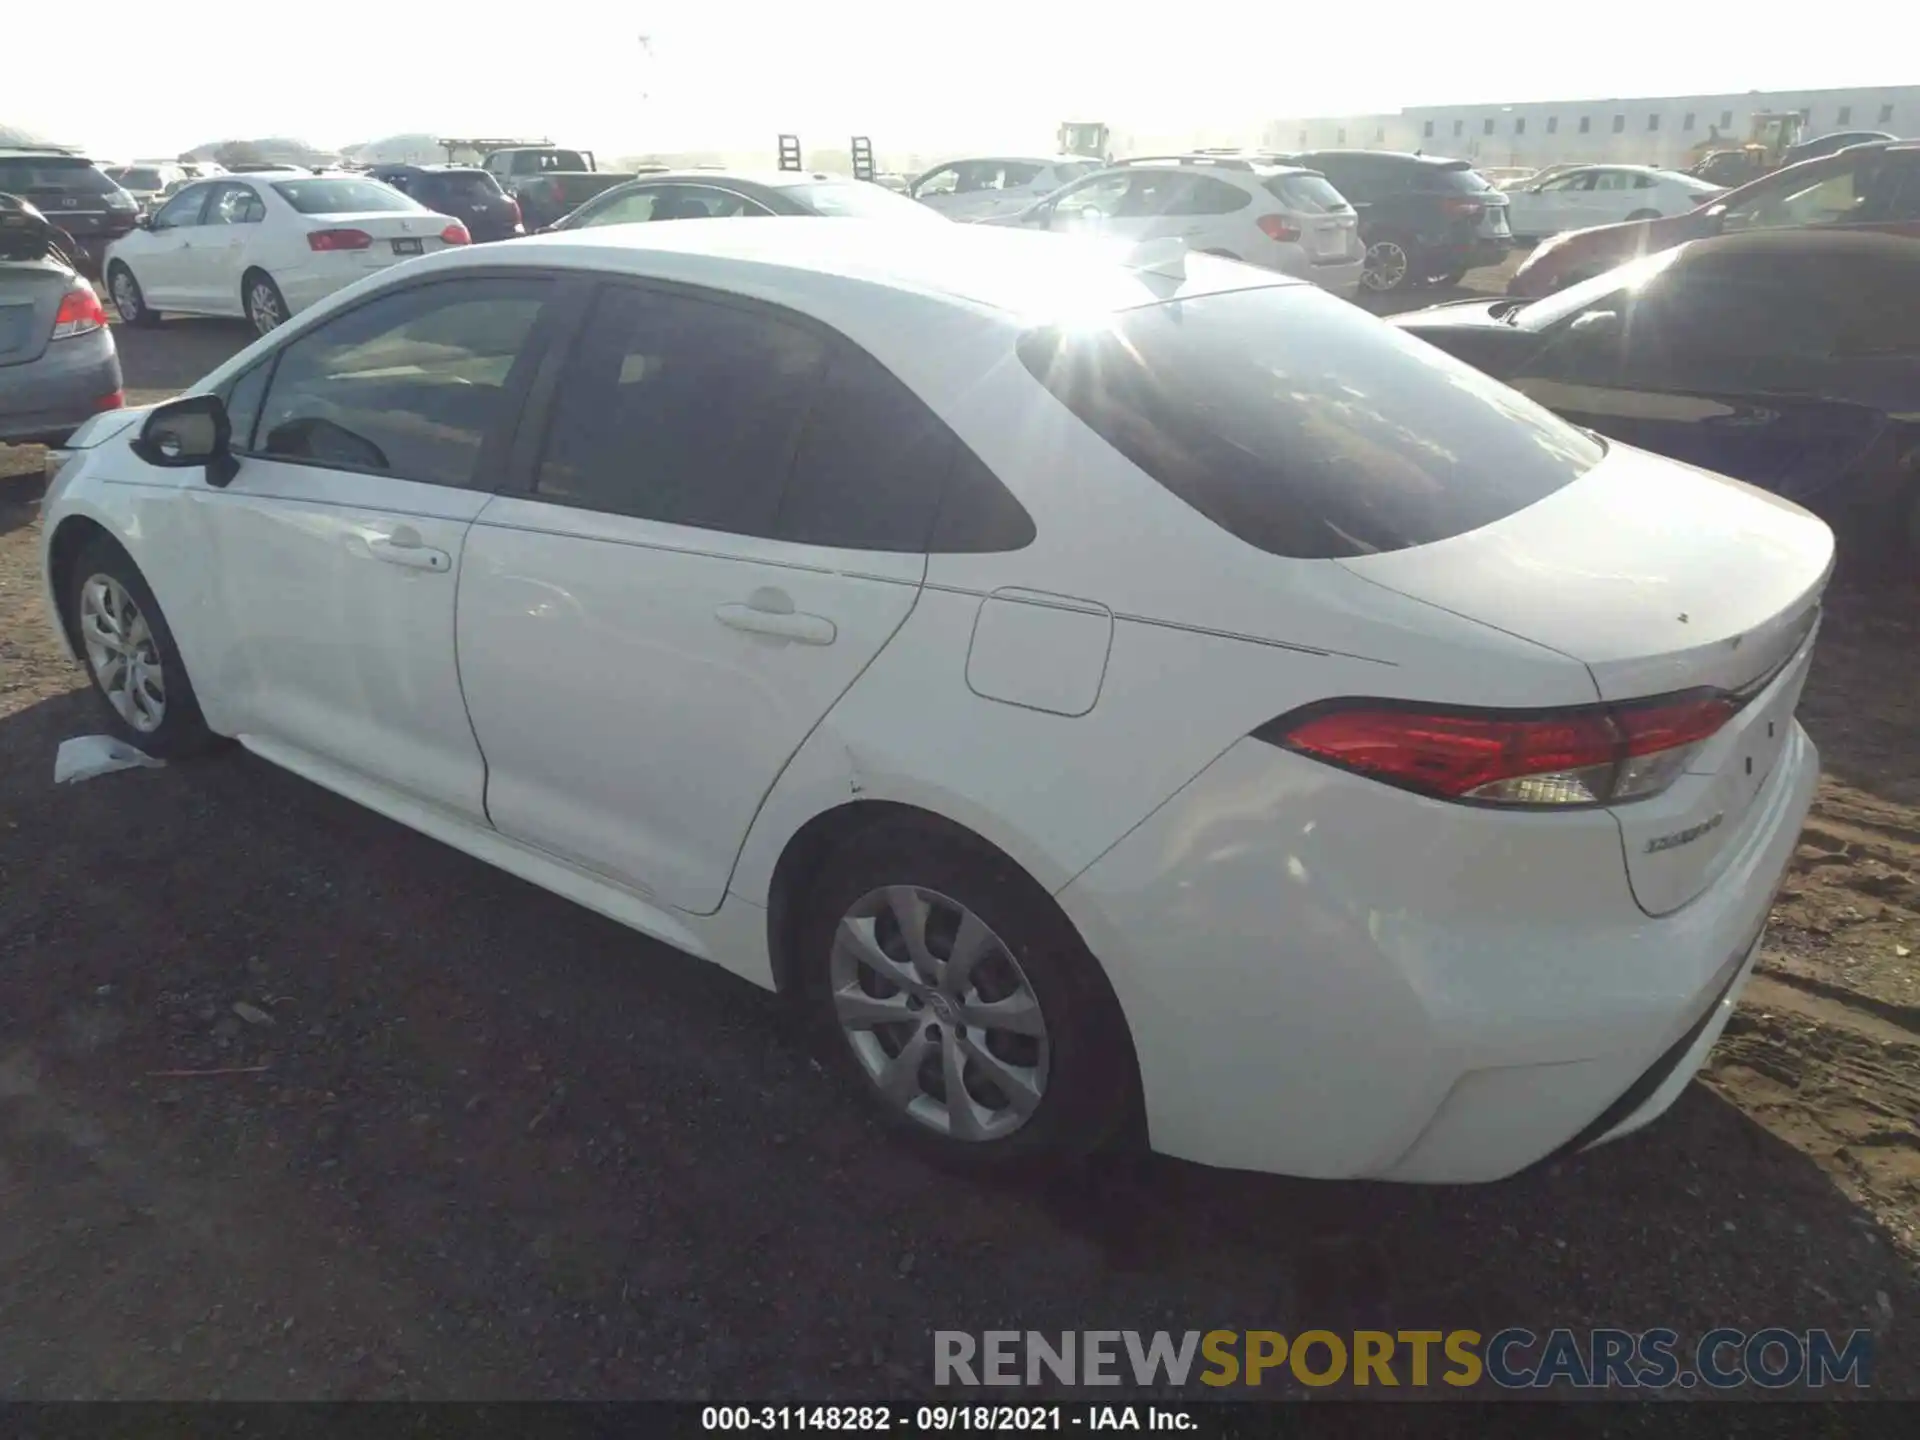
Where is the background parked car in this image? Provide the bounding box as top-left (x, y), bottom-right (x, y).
top-left (1394, 230), bottom-right (1920, 566)
top-left (0, 148), bottom-right (141, 277)
top-left (907, 156), bottom-right (1102, 222)
top-left (1781, 130), bottom-right (1900, 167)
top-left (0, 195), bottom-right (122, 445)
top-left (1279, 150), bottom-right (1510, 293)
top-left (104, 174), bottom-right (470, 336)
top-left (481, 146), bottom-right (638, 231)
top-left (1510, 140), bottom-right (1920, 297)
top-left (1504, 165), bottom-right (1724, 240)
top-left (993, 154), bottom-right (1364, 296)
top-left (104, 164), bottom-right (189, 216)
top-left (547, 171), bottom-right (949, 231)
top-left (366, 165), bottom-right (524, 242)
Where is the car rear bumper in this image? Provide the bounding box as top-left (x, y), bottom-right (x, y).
top-left (1056, 721), bottom-right (1818, 1182)
top-left (0, 334), bottom-right (122, 444)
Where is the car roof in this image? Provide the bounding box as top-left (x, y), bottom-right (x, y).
top-left (615, 169), bottom-right (865, 189)
top-left (418, 215), bottom-right (1305, 318)
top-left (1294, 149), bottom-right (1469, 168)
top-left (1678, 228), bottom-right (1920, 270)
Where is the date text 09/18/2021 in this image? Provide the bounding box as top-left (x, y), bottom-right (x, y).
top-left (702, 1406), bottom-right (1192, 1431)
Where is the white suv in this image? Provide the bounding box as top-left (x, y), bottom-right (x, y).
top-left (991, 155), bottom-right (1365, 296)
top-left (908, 156), bottom-right (1103, 222)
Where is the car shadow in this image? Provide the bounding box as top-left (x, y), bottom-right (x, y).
top-left (1, 678), bottom-right (1914, 1400)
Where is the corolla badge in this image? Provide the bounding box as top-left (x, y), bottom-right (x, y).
top-left (1645, 813), bottom-right (1725, 854)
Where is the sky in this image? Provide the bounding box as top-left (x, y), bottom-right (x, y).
top-left (8, 0), bottom-right (1915, 163)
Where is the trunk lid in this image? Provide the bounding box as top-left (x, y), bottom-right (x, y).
top-left (1337, 442), bottom-right (1833, 915)
top-left (0, 260), bottom-right (71, 368)
top-left (307, 210), bottom-right (461, 268)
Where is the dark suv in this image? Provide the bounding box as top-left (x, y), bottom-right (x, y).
top-left (0, 148), bottom-right (140, 277)
top-left (365, 165), bottom-right (524, 242)
top-left (1282, 150), bottom-right (1510, 295)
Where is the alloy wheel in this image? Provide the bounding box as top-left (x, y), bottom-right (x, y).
top-left (79, 574), bottom-right (166, 733)
top-left (829, 885), bottom-right (1049, 1142)
top-left (1361, 240), bottom-right (1410, 292)
top-left (249, 281), bottom-right (283, 335)
top-left (110, 270), bottom-right (141, 323)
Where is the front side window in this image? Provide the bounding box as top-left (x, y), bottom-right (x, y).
top-left (253, 278), bottom-right (551, 487)
top-left (152, 186), bottom-right (212, 228)
top-left (573, 186), bottom-right (663, 227)
top-left (1019, 284), bottom-right (1603, 560)
top-left (913, 165), bottom-right (962, 198)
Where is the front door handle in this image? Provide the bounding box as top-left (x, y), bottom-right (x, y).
top-left (367, 527), bottom-right (451, 573)
top-left (716, 587), bottom-right (836, 645)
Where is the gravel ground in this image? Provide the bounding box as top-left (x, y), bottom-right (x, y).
top-left (1, 260), bottom-right (1915, 1402)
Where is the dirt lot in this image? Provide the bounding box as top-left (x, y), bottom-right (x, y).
top-left (1, 263), bottom-right (1916, 1402)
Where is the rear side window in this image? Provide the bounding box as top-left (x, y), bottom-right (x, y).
top-left (1416, 165), bottom-right (1493, 194)
top-left (1018, 285), bottom-right (1603, 559)
top-left (1265, 174), bottom-right (1350, 213)
top-left (1178, 176), bottom-right (1251, 215)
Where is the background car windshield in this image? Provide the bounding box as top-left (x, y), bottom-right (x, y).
top-left (0, 159), bottom-right (120, 194)
top-left (421, 172), bottom-right (503, 201)
top-left (782, 181), bottom-right (947, 220)
top-left (1019, 284), bottom-right (1603, 559)
top-left (1265, 174), bottom-right (1351, 212)
top-left (272, 179), bottom-right (422, 214)
top-left (1417, 166), bottom-right (1493, 194)
top-left (111, 168), bottom-right (164, 190)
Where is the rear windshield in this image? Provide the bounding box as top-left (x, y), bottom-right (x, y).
top-left (1416, 165), bottom-right (1493, 194)
top-left (0, 158), bottom-right (120, 195)
top-left (420, 172), bottom-right (504, 201)
top-left (782, 180), bottom-right (947, 221)
top-left (272, 178), bottom-right (423, 214)
top-left (529, 150), bottom-right (587, 172)
top-left (110, 167), bottom-right (164, 190)
top-left (1264, 174), bottom-right (1350, 213)
top-left (1017, 284), bottom-right (1603, 559)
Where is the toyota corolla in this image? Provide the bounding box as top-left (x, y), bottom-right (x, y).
top-left (40, 220), bottom-right (1830, 1181)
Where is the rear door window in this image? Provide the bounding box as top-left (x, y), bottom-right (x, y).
top-left (1018, 284), bottom-right (1603, 559)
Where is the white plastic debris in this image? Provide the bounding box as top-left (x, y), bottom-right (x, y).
top-left (54, 735), bottom-right (166, 785)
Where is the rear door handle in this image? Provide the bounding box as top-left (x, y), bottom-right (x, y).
top-left (366, 526), bottom-right (451, 572)
top-left (715, 588), bottom-right (836, 645)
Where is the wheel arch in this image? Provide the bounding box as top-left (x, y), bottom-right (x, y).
top-left (45, 513), bottom-right (121, 660)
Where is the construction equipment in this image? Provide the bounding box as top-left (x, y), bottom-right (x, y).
top-left (851, 136), bottom-right (875, 182)
top-left (1684, 110), bottom-right (1807, 187)
top-left (777, 134), bottom-right (802, 172)
top-left (438, 137), bottom-right (552, 166)
top-left (1057, 121), bottom-right (1111, 161)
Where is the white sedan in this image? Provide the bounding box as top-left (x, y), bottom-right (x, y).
top-left (41, 220), bottom-right (1828, 1182)
top-left (102, 174), bottom-right (470, 336)
top-left (1504, 164), bottom-right (1724, 240)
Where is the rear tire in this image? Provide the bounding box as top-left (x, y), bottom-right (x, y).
top-left (107, 263), bottom-right (160, 327)
top-left (1360, 235), bottom-right (1414, 294)
top-left (66, 536), bottom-right (221, 760)
top-left (797, 820), bottom-right (1136, 1174)
top-left (243, 270), bottom-right (288, 336)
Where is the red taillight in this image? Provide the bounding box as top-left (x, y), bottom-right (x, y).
top-left (307, 228), bottom-right (373, 252)
top-left (1256, 214), bottom-right (1302, 243)
top-left (549, 179), bottom-right (567, 203)
top-left (439, 221), bottom-right (471, 246)
top-left (51, 286), bottom-right (108, 339)
top-left (92, 390), bottom-right (125, 412)
top-left (506, 197), bottom-right (522, 222)
top-left (1440, 197), bottom-right (1484, 217)
top-left (1259, 690), bottom-right (1740, 808)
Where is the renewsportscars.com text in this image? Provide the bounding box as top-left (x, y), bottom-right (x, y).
top-left (933, 1327), bottom-right (1874, 1390)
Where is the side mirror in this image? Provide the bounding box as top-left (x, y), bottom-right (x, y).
top-left (132, 393), bottom-right (237, 485)
top-left (135, 213), bottom-right (153, 230)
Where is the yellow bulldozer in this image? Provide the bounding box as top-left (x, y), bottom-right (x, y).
top-left (1057, 121), bottom-right (1112, 161)
top-left (1686, 110), bottom-right (1807, 187)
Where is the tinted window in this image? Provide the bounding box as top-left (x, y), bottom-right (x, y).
top-left (1177, 176), bottom-right (1251, 215)
top-left (573, 187), bottom-right (661, 227)
top-left (272, 178), bottom-right (423, 214)
top-left (1266, 174), bottom-right (1350, 213)
top-left (0, 158), bottom-right (120, 195)
top-left (1415, 165), bottom-right (1492, 194)
top-left (112, 168), bottom-right (164, 190)
top-left (419, 172), bottom-right (502, 202)
top-left (255, 278), bottom-right (550, 487)
top-left (1018, 285), bottom-right (1603, 559)
top-left (535, 286), bottom-right (826, 534)
top-left (1624, 275), bottom-right (1837, 380)
top-left (1002, 162), bottom-right (1045, 186)
top-left (216, 361), bottom-right (273, 452)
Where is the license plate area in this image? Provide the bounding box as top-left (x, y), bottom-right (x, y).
top-left (391, 238), bottom-right (423, 256)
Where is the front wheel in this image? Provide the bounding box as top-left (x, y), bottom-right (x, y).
top-left (799, 821), bottom-right (1136, 1172)
top-left (67, 537), bottom-right (221, 759)
top-left (1360, 237), bottom-right (1413, 294)
top-left (243, 271), bottom-right (288, 336)
top-left (107, 263), bottom-right (160, 327)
